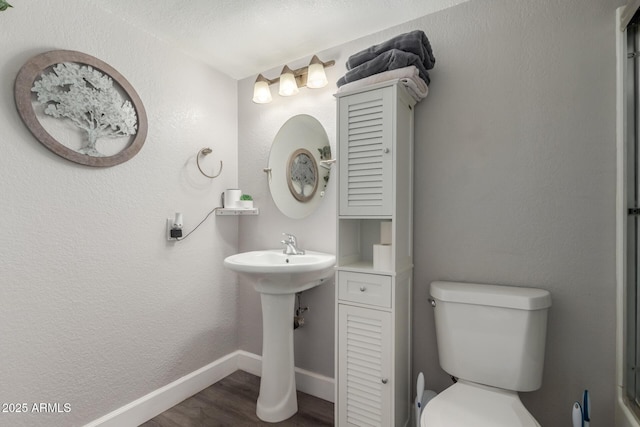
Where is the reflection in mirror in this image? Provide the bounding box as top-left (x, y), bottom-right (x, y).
top-left (268, 115), bottom-right (331, 219)
top-left (287, 148), bottom-right (318, 202)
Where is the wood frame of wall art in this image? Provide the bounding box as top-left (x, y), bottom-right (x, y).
top-left (14, 50), bottom-right (148, 167)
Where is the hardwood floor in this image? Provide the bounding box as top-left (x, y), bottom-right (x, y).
top-left (139, 370), bottom-right (334, 427)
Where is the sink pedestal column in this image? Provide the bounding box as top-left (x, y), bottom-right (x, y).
top-left (256, 292), bottom-right (297, 422)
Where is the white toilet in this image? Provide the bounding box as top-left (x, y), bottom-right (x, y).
top-left (421, 281), bottom-right (551, 427)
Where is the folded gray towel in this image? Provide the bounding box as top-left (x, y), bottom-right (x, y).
top-left (337, 49), bottom-right (430, 87)
top-left (346, 30), bottom-right (435, 71)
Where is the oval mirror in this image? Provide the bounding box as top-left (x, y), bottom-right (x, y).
top-left (268, 115), bottom-right (332, 219)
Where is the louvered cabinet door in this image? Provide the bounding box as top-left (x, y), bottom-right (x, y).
top-left (338, 87), bottom-right (393, 216)
top-left (338, 304), bottom-right (392, 427)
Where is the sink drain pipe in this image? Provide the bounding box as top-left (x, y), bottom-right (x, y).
top-left (294, 292), bottom-right (309, 329)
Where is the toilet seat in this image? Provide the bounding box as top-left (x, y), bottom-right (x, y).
top-left (420, 381), bottom-right (540, 427)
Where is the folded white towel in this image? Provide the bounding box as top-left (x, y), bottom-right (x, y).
top-left (336, 66), bottom-right (428, 101)
top-left (401, 77), bottom-right (429, 102)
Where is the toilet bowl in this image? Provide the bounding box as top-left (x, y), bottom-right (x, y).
top-left (420, 381), bottom-right (539, 427)
top-left (420, 281), bottom-right (551, 427)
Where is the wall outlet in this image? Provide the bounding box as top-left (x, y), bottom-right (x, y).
top-left (167, 218), bottom-right (182, 241)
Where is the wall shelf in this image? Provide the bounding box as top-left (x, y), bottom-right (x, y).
top-left (215, 208), bottom-right (259, 216)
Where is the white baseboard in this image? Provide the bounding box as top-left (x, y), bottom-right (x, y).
top-left (85, 350), bottom-right (335, 427)
top-left (84, 351), bottom-right (239, 427)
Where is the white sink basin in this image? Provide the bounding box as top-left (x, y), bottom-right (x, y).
top-left (224, 249), bottom-right (335, 294)
top-left (223, 248), bottom-right (335, 422)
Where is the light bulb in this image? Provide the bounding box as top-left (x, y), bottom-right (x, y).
top-left (306, 55), bottom-right (328, 88)
top-left (278, 65), bottom-right (299, 96)
top-left (252, 74), bottom-right (272, 104)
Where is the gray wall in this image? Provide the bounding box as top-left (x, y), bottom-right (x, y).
top-left (236, 62), bottom-right (340, 377)
top-left (0, 2), bottom-right (239, 426)
top-left (239, 0), bottom-right (620, 424)
top-left (411, 0), bottom-right (619, 425)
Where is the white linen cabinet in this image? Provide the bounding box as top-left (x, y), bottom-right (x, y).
top-left (335, 81), bottom-right (415, 427)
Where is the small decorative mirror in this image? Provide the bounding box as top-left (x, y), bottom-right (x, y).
top-left (267, 115), bottom-right (332, 219)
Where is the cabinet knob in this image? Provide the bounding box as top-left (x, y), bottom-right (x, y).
top-left (383, 148), bottom-right (390, 154)
top-left (381, 378), bottom-right (388, 384)
top-left (359, 286), bottom-right (366, 292)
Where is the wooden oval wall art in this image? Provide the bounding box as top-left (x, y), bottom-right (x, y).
top-left (14, 50), bottom-right (148, 167)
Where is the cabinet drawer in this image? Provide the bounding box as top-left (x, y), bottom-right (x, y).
top-left (338, 271), bottom-right (392, 307)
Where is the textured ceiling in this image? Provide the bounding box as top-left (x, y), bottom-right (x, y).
top-left (93, 0), bottom-right (468, 80)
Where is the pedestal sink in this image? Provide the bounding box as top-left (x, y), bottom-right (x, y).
top-left (223, 249), bottom-right (335, 422)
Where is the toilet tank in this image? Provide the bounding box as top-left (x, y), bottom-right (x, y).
top-left (430, 281), bottom-right (551, 392)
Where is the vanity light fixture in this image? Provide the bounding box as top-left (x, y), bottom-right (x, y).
top-left (251, 55), bottom-right (335, 104)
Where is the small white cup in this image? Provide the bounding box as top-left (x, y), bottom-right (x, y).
top-left (223, 189), bottom-right (242, 208)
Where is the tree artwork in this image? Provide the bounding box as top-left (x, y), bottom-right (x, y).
top-left (31, 62), bottom-right (138, 157)
top-left (290, 151), bottom-right (316, 197)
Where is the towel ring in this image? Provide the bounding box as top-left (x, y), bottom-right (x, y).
top-left (196, 147), bottom-right (223, 179)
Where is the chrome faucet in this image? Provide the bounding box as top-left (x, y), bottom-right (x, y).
top-left (281, 233), bottom-right (305, 255)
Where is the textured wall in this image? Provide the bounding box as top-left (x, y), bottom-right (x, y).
top-left (239, 0), bottom-right (620, 424)
top-left (236, 56), bottom-right (342, 377)
top-left (410, 1), bottom-right (619, 424)
top-left (0, 2), bottom-right (239, 426)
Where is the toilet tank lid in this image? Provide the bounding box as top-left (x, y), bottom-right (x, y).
top-left (430, 281), bottom-right (551, 310)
